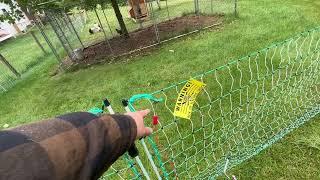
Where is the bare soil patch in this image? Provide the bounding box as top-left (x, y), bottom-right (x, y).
top-left (78, 14), bottom-right (223, 65)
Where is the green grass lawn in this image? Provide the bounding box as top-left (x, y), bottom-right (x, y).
top-left (0, 0), bottom-right (320, 179)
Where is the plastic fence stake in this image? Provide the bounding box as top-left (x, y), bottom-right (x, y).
top-left (123, 100), bottom-right (162, 180)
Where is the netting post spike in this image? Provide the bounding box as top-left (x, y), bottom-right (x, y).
top-left (122, 99), bottom-right (162, 180)
top-left (102, 98), bottom-right (140, 179)
top-left (122, 99), bottom-right (152, 180)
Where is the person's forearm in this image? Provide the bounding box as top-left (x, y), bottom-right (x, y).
top-left (0, 112), bottom-right (137, 180)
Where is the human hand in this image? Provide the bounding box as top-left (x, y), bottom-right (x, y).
top-left (126, 109), bottom-right (153, 139)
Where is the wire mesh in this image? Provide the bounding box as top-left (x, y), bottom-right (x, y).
top-left (0, 10), bottom-right (89, 93)
top-left (101, 26), bottom-right (320, 179)
top-left (0, 25), bottom-right (50, 93)
top-left (34, 0), bottom-right (234, 66)
top-left (0, 61), bottom-right (16, 92)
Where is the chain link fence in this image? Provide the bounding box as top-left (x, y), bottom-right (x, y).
top-left (37, 0), bottom-right (236, 65)
top-left (0, 0), bottom-right (236, 93)
top-left (0, 25), bottom-right (48, 93)
top-left (0, 11), bottom-right (86, 93)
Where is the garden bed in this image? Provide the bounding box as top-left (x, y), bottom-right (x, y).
top-left (77, 14), bottom-right (223, 65)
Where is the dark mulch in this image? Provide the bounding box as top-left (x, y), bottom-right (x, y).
top-left (77, 14), bottom-right (223, 65)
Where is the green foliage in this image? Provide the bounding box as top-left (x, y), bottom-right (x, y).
top-left (0, 0), bottom-right (23, 23)
top-left (0, 0), bottom-right (58, 22)
top-left (0, 0), bottom-right (115, 22)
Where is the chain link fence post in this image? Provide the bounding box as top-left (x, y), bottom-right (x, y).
top-left (30, 31), bottom-right (47, 54)
top-left (35, 17), bottom-right (61, 63)
top-left (0, 54), bottom-right (20, 78)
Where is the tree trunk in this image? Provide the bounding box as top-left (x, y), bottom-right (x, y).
top-left (110, 0), bottom-right (129, 37)
top-left (17, 3), bottom-right (35, 22)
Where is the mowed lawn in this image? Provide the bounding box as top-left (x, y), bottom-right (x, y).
top-left (1, 0), bottom-right (320, 179)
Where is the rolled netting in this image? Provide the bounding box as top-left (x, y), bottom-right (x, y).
top-left (102, 26), bottom-right (320, 179)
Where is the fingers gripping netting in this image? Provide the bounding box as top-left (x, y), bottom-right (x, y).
top-left (101, 27), bottom-right (320, 179)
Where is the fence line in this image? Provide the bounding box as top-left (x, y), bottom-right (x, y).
top-left (0, 0), bottom-right (234, 93)
top-left (36, 0), bottom-right (235, 64)
top-left (0, 11), bottom-right (86, 93)
top-left (99, 26), bottom-right (320, 179)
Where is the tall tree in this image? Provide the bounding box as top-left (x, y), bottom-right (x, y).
top-left (83, 0), bottom-right (129, 37)
top-left (109, 0), bottom-right (128, 37)
top-left (1, 0), bottom-right (129, 37)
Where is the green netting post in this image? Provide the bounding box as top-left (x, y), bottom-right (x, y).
top-left (124, 100), bottom-right (162, 180)
top-left (147, 136), bottom-right (170, 179)
top-left (91, 99), bottom-right (141, 179)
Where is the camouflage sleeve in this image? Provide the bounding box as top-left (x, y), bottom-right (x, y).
top-left (0, 112), bottom-right (137, 180)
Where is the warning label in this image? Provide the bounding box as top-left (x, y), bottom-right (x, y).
top-left (173, 79), bottom-right (206, 119)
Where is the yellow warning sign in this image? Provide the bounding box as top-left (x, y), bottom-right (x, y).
top-left (173, 79), bottom-right (206, 119)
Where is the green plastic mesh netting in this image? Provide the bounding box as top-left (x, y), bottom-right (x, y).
top-left (101, 26), bottom-right (320, 179)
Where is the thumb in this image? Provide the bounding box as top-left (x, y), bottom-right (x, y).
top-left (144, 127), bottom-right (153, 137)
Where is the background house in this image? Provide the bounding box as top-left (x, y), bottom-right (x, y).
top-left (0, 1), bottom-right (31, 42)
